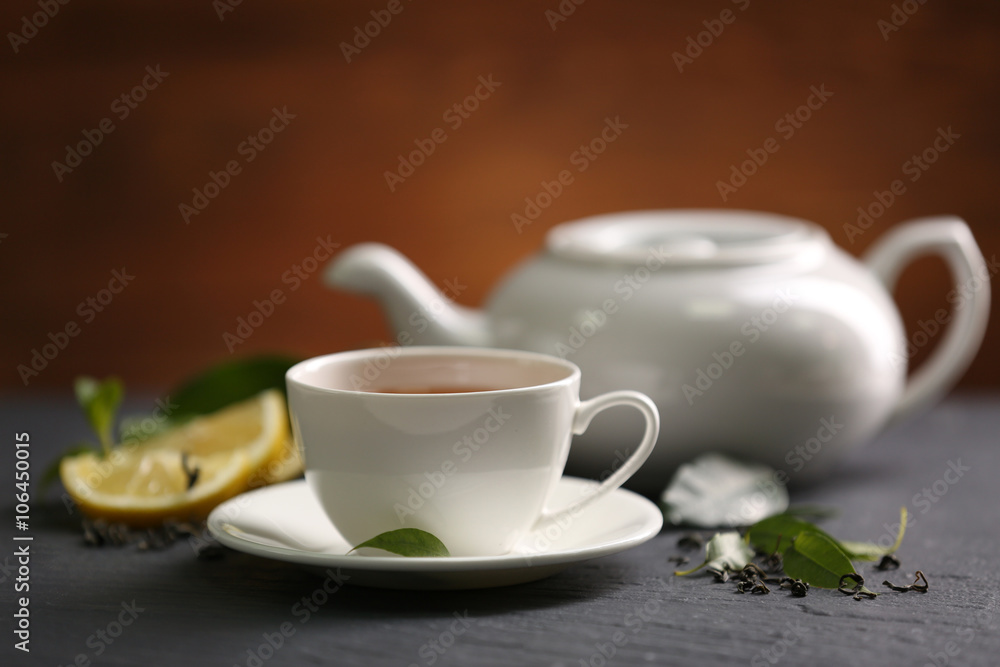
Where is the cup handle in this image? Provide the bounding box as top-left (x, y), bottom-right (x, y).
top-left (863, 216), bottom-right (991, 424)
top-left (535, 390), bottom-right (660, 527)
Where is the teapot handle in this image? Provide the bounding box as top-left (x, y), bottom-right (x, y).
top-left (863, 216), bottom-right (991, 424)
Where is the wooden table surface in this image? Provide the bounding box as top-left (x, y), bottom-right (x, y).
top-left (3, 394), bottom-right (998, 667)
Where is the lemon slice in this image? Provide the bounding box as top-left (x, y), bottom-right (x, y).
top-left (60, 448), bottom-right (250, 526)
top-left (144, 389), bottom-right (288, 472)
top-left (60, 389), bottom-right (294, 526)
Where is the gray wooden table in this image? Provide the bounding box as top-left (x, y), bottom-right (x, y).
top-left (2, 394), bottom-right (998, 666)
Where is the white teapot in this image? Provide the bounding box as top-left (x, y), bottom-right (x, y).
top-left (325, 210), bottom-right (990, 490)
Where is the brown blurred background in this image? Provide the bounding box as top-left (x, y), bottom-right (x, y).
top-left (2, 0), bottom-right (998, 395)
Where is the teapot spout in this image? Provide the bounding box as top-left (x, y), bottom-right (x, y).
top-left (324, 243), bottom-right (492, 347)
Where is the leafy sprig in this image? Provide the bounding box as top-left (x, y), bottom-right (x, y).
top-left (676, 507), bottom-right (908, 595)
top-left (74, 376), bottom-right (123, 457)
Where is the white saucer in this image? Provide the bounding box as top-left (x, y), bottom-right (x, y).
top-left (207, 477), bottom-right (663, 590)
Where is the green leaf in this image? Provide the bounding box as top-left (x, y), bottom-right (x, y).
top-left (748, 507), bottom-right (908, 564)
top-left (39, 444), bottom-right (97, 495)
top-left (783, 532), bottom-right (857, 589)
top-left (675, 531), bottom-right (754, 576)
top-left (74, 376), bottom-right (123, 455)
top-left (660, 454), bottom-right (789, 528)
top-left (166, 355), bottom-right (300, 422)
top-left (349, 528), bottom-right (450, 558)
top-left (746, 514), bottom-right (839, 556)
top-left (838, 507), bottom-right (908, 561)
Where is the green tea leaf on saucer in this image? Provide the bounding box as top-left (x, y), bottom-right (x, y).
top-left (165, 355), bottom-right (300, 422)
top-left (75, 376), bottom-right (123, 455)
top-left (839, 507), bottom-right (908, 561)
top-left (674, 531), bottom-right (754, 576)
top-left (660, 453), bottom-right (789, 528)
top-left (349, 528), bottom-right (451, 558)
top-left (783, 532), bottom-right (857, 589)
top-left (746, 514), bottom-right (838, 556)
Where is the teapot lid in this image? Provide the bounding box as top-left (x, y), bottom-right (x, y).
top-left (546, 210), bottom-right (829, 267)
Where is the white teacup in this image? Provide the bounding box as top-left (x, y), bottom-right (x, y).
top-left (286, 346), bottom-right (660, 557)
